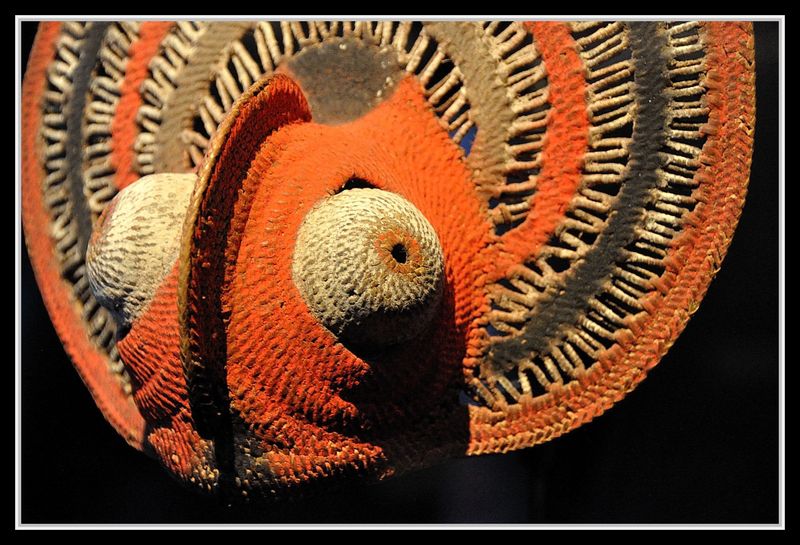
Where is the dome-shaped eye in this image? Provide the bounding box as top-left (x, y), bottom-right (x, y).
top-left (86, 173), bottom-right (196, 331)
top-left (292, 187), bottom-right (444, 347)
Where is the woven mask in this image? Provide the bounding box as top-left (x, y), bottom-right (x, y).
top-left (22, 21), bottom-right (755, 501)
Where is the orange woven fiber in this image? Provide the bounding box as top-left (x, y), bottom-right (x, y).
top-left (116, 264), bottom-right (214, 488)
top-left (21, 22), bottom-right (146, 448)
top-left (467, 22), bottom-right (756, 453)
top-left (21, 21), bottom-right (756, 502)
top-left (111, 22), bottom-right (174, 190)
top-left (489, 21), bottom-right (589, 282)
top-left (192, 75), bottom-right (495, 497)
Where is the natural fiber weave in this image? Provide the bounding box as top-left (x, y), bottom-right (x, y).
top-left (22, 21), bottom-right (755, 500)
top-left (293, 188), bottom-right (445, 346)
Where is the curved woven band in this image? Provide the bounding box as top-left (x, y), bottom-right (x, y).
top-left (178, 74), bottom-right (311, 441)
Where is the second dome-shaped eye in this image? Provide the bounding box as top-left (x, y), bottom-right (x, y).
top-left (292, 187), bottom-right (444, 347)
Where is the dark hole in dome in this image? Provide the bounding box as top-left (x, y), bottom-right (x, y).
top-left (338, 178), bottom-right (375, 192)
top-left (391, 243), bottom-right (408, 264)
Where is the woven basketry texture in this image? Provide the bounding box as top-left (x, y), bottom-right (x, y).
top-left (21, 21), bottom-right (755, 501)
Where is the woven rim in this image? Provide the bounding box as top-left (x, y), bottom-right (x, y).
top-left (21, 22), bottom-right (146, 448)
top-left (466, 22), bottom-right (755, 453)
top-left (177, 74), bottom-right (311, 440)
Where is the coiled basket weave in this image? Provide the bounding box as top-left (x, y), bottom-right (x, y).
top-left (22, 21), bottom-right (755, 501)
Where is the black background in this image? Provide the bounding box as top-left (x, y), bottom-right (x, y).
top-left (20, 21), bottom-right (780, 524)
